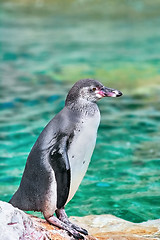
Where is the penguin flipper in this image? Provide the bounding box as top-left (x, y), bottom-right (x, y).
top-left (49, 135), bottom-right (70, 209)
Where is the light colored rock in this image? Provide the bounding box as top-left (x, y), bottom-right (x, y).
top-left (0, 200), bottom-right (160, 240)
top-left (0, 201), bottom-right (47, 240)
top-left (70, 215), bottom-right (160, 240)
top-left (0, 201), bottom-right (96, 240)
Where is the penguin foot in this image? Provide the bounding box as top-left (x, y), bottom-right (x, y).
top-left (69, 222), bottom-right (88, 236)
top-left (56, 208), bottom-right (88, 235)
top-left (46, 215), bottom-right (84, 239)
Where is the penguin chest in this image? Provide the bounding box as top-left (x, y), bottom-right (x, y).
top-left (67, 112), bottom-right (100, 203)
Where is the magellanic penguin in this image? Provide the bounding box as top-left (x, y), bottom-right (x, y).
top-left (9, 79), bottom-right (122, 239)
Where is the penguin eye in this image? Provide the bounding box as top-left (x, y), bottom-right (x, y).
top-left (92, 87), bottom-right (97, 92)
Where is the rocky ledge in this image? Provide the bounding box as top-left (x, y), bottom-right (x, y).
top-left (0, 201), bottom-right (159, 240)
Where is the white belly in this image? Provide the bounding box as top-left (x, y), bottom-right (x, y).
top-left (67, 111), bottom-right (100, 203)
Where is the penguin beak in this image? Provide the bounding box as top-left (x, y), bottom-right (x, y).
top-left (98, 87), bottom-right (123, 98)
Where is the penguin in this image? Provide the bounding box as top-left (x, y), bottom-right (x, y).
top-left (9, 79), bottom-right (122, 239)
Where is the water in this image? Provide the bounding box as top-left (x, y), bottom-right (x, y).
top-left (0, 0), bottom-right (160, 223)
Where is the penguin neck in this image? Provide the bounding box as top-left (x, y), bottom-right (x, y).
top-left (65, 98), bottom-right (99, 117)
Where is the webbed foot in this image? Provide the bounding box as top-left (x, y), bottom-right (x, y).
top-left (56, 208), bottom-right (88, 235)
top-left (46, 215), bottom-right (85, 239)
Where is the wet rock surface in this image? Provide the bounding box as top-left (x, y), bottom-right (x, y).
top-left (0, 201), bottom-right (160, 240)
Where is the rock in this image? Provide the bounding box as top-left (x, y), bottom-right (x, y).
top-left (0, 201), bottom-right (47, 240)
top-left (0, 201), bottom-right (160, 240)
top-left (0, 201), bottom-right (96, 240)
top-left (70, 215), bottom-right (160, 240)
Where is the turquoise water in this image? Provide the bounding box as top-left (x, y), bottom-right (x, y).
top-left (0, 0), bottom-right (160, 223)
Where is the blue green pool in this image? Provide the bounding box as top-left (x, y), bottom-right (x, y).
top-left (0, 0), bottom-right (160, 223)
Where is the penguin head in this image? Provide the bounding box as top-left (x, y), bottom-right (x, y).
top-left (65, 79), bottom-right (122, 106)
